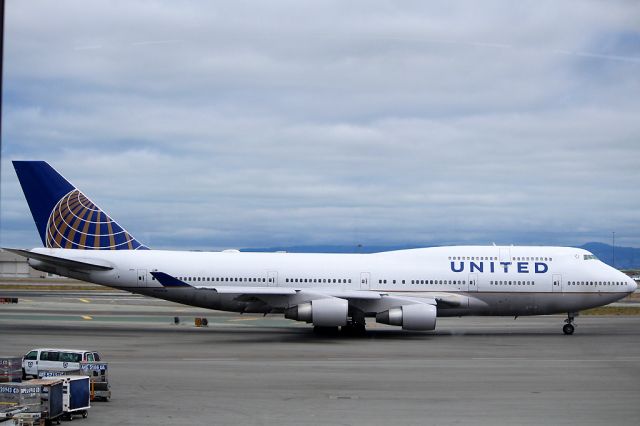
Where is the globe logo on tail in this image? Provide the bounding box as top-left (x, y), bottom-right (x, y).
top-left (46, 189), bottom-right (145, 250)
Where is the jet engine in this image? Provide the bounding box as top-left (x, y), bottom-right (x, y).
top-left (284, 298), bottom-right (348, 327)
top-left (375, 304), bottom-right (437, 331)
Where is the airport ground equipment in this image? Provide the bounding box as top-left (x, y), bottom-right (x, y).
top-left (38, 363), bottom-right (110, 402)
top-left (59, 376), bottom-right (89, 420)
top-left (79, 363), bottom-right (110, 402)
top-left (0, 358), bottom-right (22, 383)
top-left (0, 379), bottom-right (63, 423)
top-left (22, 349), bottom-right (103, 379)
top-left (0, 382), bottom-right (42, 414)
top-left (1, 411), bottom-right (42, 426)
top-left (0, 405), bottom-right (27, 421)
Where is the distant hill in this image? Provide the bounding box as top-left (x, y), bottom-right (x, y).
top-left (242, 242), bottom-right (640, 269)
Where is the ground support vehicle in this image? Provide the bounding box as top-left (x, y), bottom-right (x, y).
top-left (79, 363), bottom-right (110, 402)
top-left (0, 379), bottom-right (63, 424)
top-left (0, 359), bottom-right (22, 383)
top-left (59, 377), bottom-right (90, 421)
top-left (22, 349), bottom-right (102, 380)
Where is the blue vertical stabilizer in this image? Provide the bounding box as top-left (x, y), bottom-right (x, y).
top-left (13, 161), bottom-right (148, 250)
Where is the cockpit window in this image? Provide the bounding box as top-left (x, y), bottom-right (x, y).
top-left (584, 254), bottom-right (597, 260)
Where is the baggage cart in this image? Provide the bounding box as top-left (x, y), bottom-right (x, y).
top-left (59, 376), bottom-right (90, 420)
top-left (79, 362), bottom-right (110, 402)
top-left (0, 382), bottom-right (42, 413)
top-left (10, 411), bottom-right (42, 426)
top-left (0, 379), bottom-right (63, 424)
top-left (26, 379), bottom-right (63, 424)
top-left (0, 358), bottom-right (23, 383)
top-left (37, 370), bottom-right (80, 379)
top-left (0, 405), bottom-right (27, 420)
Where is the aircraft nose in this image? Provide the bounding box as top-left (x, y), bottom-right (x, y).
top-left (630, 278), bottom-right (638, 293)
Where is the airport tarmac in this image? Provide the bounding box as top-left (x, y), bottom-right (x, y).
top-left (1, 292), bottom-right (639, 425)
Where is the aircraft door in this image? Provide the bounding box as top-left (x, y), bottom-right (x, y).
top-left (468, 273), bottom-right (478, 292)
top-left (360, 272), bottom-right (370, 290)
top-left (552, 274), bottom-right (562, 293)
top-left (268, 271), bottom-right (278, 287)
top-left (137, 269), bottom-right (150, 287)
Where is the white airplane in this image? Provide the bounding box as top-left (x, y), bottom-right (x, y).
top-left (6, 161), bottom-right (637, 335)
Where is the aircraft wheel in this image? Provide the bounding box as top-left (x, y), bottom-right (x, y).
top-left (341, 322), bottom-right (366, 336)
top-left (563, 323), bottom-right (575, 335)
top-left (313, 326), bottom-right (339, 335)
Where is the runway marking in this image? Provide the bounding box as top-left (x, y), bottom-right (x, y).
top-left (78, 298), bottom-right (91, 303)
top-left (81, 315), bottom-right (93, 320)
top-left (228, 317), bottom-right (259, 322)
top-left (471, 357), bottom-right (640, 362)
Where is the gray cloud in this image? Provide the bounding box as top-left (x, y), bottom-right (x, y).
top-left (2, 0), bottom-right (639, 250)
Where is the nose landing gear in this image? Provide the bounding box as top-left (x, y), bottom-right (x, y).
top-left (563, 312), bottom-right (578, 335)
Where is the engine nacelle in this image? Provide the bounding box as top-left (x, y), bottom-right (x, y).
top-left (375, 304), bottom-right (437, 331)
top-left (284, 298), bottom-right (348, 327)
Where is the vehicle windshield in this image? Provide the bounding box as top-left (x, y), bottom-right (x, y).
top-left (584, 254), bottom-right (598, 260)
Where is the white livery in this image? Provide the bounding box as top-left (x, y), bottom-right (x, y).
top-left (7, 161), bottom-right (637, 335)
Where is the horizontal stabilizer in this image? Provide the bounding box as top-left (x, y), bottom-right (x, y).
top-left (3, 248), bottom-right (114, 271)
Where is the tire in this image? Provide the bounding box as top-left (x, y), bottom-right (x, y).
top-left (313, 326), bottom-right (339, 335)
top-left (563, 323), bottom-right (575, 335)
top-left (341, 323), bottom-right (366, 336)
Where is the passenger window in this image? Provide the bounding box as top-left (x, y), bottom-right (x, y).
top-left (93, 353), bottom-right (101, 361)
top-left (86, 353), bottom-right (94, 362)
top-left (60, 353), bottom-right (81, 363)
top-left (41, 351), bottom-right (59, 361)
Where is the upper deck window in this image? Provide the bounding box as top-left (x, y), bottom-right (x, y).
top-left (584, 254), bottom-right (597, 260)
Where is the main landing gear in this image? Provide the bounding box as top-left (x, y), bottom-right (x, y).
top-left (341, 321), bottom-right (366, 336)
top-left (312, 321), bottom-right (367, 336)
top-left (563, 312), bottom-right (578, 335)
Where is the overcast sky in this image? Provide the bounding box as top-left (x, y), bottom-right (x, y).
top-left (1, 0), bottom-right (639, 250)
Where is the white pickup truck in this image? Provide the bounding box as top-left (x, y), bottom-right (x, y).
top-left (22, 348), bottom-right (102, 378)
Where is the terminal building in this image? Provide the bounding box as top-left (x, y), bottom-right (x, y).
top-left (0, 249), bottom-right (46, 278)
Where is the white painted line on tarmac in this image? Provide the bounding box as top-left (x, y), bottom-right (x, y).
top-left (181, 358), bottom-right (240, 362)
top-left (471, 357), bottom-right (640, 361)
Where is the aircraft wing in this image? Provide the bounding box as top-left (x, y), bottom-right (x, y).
top-left (3, 248), bottom-right (114, 271)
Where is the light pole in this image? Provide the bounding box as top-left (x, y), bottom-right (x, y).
top-left (612, 231), bottom-right (615, 268)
